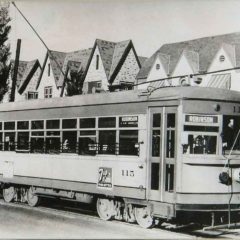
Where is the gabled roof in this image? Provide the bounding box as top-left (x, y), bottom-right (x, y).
top-left (57, 48), bottom-right (92, 87)
top-left (139, 31), bottom-right (240, 80)
top-left (40, 38), bottom-right (139, 90)
top-left (18, 60), bottom-right (41, 94)
top-left (109, 40), bottom-right (131, 78)
top-left (48, 50), bottom-right (67, 86)
top-left (91, 39), bottom-right (140, 83)
top-left (136, 51), bottom-right (170, 79)
top-left (136, 51), bottom-right (159, 80)
top-left (158, 53), bottom-right (170, 75)
top-left (95, 39), bottom-right (116, 78)
top-left (10, 59), bottom-right (41, 94)
top-left (10, 60), bottom-right (28, 87)
top-left (181, 50), bottom-right (199, 73)
top-left (138, 56), bottom-right (147, 66)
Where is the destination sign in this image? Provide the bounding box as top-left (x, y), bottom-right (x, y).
top-left (185, 115), bottom-right (218, 124)
top-left (119, 116), bottom-right (138, 127)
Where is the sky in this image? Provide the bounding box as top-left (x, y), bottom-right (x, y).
top-left (7, 0), bottom-right (240, 64)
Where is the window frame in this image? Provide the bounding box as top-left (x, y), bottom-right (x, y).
top-left (182, 114), bottom-right (220, 156)
top-left (44, 86), bottom-right (53, 98)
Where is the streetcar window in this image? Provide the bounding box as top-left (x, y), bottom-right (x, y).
top-left (17, 132), bottom-right (29, 150)
top-left (119, 130), bottom-right (138, 155)
top-left (4, 122), bottom-right (15, 130)
top-left (80, 130), bottom-right (96, 136)
top-left (62, 119), bottom-right (77, 129)
top-left (0, 122), bottom-right (2, 130)
top-left (153, 114), bottom-right (161, 128)
top-left (17, 121), bottom-right (29, 130)
top-left (166, 114), bottom-right (175, 158)
top-left (99, 117), bottom-right (116, 128)
top-left (80, 118), bottom-right (95, 128)
top-left (47, 131), bottom-right (60, 136)
top-left (79, 137), bottom-right (97, 155)
top-left (46, 120), bottom-right (60, 129)
top-left (152, 130), bottom-right (160, 157)
top-left (62, 131), bottom-right (77, 153)
top-left (31, 138), bottom-right (44, 153)
top-left (183, 134), bottom-right (217, 154)
top-left (4, 132), bottom-right (15, 151)
top-left (222, 116), bottom-right (240, 154)
top-left (165, 164), bottom-right (174, 192)
top-left (31, 131), bottom-right (44, 136)
top-left (46, 138), bottom-right (60, 153)
top-left (167, 114), bottom-right (175, 128)
top-left (0, 132), bottom-right (3, 150)
top-left (31, 120), bottom-right (44, 129)
top-left (99, 130), bottom-right (116, 154)
top-left (166, 130), bottom-right (175, 158)
top-left (151, 163), bottom-right (160, 190)
top-left (184, 125), bottom-right (219, 132)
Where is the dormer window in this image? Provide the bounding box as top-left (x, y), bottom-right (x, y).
top-left (219, 55), bottom-right (225, 62)
top-left (156, 64), bottom-right (160, 70)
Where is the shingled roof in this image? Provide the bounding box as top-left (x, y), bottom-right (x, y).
top-left (138, 32), bottom-right (240, 80)
top-left (10, 59), bottom-right (41, 93)
top-left (181, 50), bottom-right (199, 73)
top-left (48, 50), bottom-right (67, 86)
top-left (138, 56), bottom-right (147, 66)
top-left (45, 38), bottom-right (140, 88)
top-left (92, 39), bottom-right (141, 83)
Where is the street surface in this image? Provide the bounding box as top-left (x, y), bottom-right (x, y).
top-left (0, 199), bottom-right (191, 239)
top-left (1, 198), bottom-right (240, 239)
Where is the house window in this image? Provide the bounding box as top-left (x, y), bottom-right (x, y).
top-left (97, 81), bottom-right (101, 88)
top-left (27, 91), bottom-right (38, 100)
top-left (219, 55), bottom-right (225, 62)
top-left (48, 63), bottom-right (51, 76)
top-left (44, 86), bottom-right (52, 98)
top-left (156, 64), bottom-right (160, 70)
top-left (96, 55), bottom-right (99, 70)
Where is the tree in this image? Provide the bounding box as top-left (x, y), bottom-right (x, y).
top-left (66, 67), bottom-right (85, 96)
top-left (0, 6), bottom-right (11, 101)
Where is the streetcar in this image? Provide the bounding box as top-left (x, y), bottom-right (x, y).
top-left (0, 86), bottom-right (240, 228)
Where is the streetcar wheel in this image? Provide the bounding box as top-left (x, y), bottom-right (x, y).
top-left (27, 187), bottom-right (40, 207)
top-left (96, 198), bottom-right (113, 221)
top-left (3, 186), bottom-right (15, 203)
top-left (135, 206), bottom-right (155, 228)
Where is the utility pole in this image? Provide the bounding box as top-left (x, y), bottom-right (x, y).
top-left (9, 39), bottom-right (21, 102)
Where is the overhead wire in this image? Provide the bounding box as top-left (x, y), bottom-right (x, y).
top-left (11, 1), bottom-right (68, 96)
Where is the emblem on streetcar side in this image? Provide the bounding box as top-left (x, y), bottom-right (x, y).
top-left (97, 167), bottom-right (113, 189)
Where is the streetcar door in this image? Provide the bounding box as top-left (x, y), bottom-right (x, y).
top-left (148, 108), bottom-right (163, 201)
top-left (148, 107), bottom-right (177, 203)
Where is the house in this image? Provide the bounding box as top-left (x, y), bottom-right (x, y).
top-left (3, 59), bottom-right (41, 102)
top-left (137, 32), bottom-right (240, 91)
top-left (37, 38), bottom-right (142, 98)
top-left (83, 39), bottom-right (142, 93)
top-left (37, 49), bottom-right (92, 99)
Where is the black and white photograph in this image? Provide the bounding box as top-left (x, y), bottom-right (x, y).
top-left (2, 0), bottom-right (240, 238)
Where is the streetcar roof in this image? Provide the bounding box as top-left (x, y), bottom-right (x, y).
top-left (0, 86), bottom-right (240, 112)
